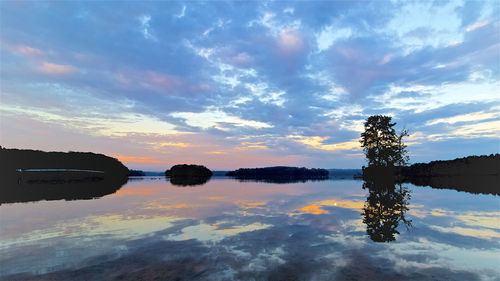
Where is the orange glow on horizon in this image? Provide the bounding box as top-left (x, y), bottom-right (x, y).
top-left (114, 155), bottom-right (177, 164)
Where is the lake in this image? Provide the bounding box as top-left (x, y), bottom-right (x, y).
top-left (1, 177), bottom-right (499, 280)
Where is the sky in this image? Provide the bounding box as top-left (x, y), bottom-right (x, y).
top-left (0, 1), bottom-right (499, 170)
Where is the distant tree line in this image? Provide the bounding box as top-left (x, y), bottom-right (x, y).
top-left (129, 170), bottom-right (146, 176)
top-left (0, 147), bottom-right (129, 177)
top-left (0, 148), bottom-right (129, 204)
top-left (226, 166), bottom-right (329, 180)
top-left (402, 154), bottom-right (499, 176)
top-left (401, 154), bottom-right (499, 195)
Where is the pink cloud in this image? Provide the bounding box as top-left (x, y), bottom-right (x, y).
top-left (337, 46), bottom-right (361, 60)
top-left (0, 41), bottom-right (45, 57)
top-left (380, 54), bottom-right (392, 65)
top-left (228, 52), bottom-right (253, 67)
top-left (37, 62), bottom-right (77, 75)
top-left (14, 45), bottom-right (44, 56)
top-left (114, 70), bottom-right (209, 95)
top-left (277, 29), bottom-right (304, 54)
top-left (146, 72), bottom-right (183, 89)
top-left (447, 41), bottom-right (461, 47)
top-left (466, 21), bottom-right (488, 32)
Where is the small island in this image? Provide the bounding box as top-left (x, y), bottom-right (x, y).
top-left (165, 164), bottom-right (212, 177)
top-left (165, 164), bottom-right (212, 186)
top-left (226, 166), bottom-right (329, 182)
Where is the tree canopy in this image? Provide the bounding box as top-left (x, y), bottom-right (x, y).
top-left (165, 164), bottom-right (212, 177)
top-left (360, 115), bottom-right (409, 168)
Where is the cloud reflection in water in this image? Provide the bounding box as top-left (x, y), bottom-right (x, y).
top-left (0, 178), bottom-right (498, 280)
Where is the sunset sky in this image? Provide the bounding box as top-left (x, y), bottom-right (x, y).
top-left (0, 1), bottom-right (499, 170)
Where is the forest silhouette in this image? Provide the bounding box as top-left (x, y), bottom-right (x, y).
top-left (0, 148), bottom-right (129, 204)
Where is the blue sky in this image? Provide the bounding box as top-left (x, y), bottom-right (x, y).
top-left (0, 1), bottom-right (499, 170)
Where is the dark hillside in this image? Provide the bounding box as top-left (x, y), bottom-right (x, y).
top-left (0, 148), bottom-right (129, 204)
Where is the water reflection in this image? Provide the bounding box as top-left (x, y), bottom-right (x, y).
top-left (405, 175), bottom-right (499, 195)
top-left (1, 178), bottom-right (499, 280)
top-left (232, 176), bottom-right (330, 184)
top-left (0, 176), bottom-right (128, 205)
top-left (362, 176), bottom-right (412, 242)
top-left (168, 175), bottom-right (211, 186)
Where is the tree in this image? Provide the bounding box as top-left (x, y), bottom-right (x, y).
top-left (360, 115), bottom-right (409, 167)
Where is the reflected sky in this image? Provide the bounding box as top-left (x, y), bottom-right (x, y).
top-left (0, 178), bottom-right (499, 280)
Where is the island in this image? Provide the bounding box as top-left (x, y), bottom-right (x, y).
top-left (165, 164), bottom-right (212, 177)
top-left (0, 147), bottom-right (130, 204)
top-left (226, 166), bottom-right (329, 183)
top-left (165, 164), bottom-right (212, 186)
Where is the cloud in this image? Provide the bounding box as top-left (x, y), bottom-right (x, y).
top-left (138, 15), bottom-right (157, 40)
top-left (466, 20), bottom-right (489, 32)
top-left (0, 1), bottom-right (499, 168)
top-left (277, 29), bottom-right (304, 54)
top-left (176, 5), bottom-right (186, 19)
top-left (171, 108), bottom-right (274, 130)
top-left (36, 62), bottom-right (77, 75)
top-left (425, 111), bottom-right (500, 126)
top-left (288, 135), bottom-right (361, 152)
top-left (13, 45), bottom-right (44, 56)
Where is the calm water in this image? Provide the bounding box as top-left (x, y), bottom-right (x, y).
top-left (1, 177), bottom-right (499, 280)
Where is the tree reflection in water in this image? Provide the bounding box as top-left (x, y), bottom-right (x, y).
top-left (168, 175), bottom-right (211, 186)
top-left (362, 176), bottom-right (412, 242)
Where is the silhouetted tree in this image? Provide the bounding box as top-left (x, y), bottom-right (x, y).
top-left (362, 176), bottom-right (412, 242)
top-left (360, 115), bottom-right (409, 168)
top-left (165, 164), bottom-right (212, 177)
top-left (165, 164), bottom-right (212, 187)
